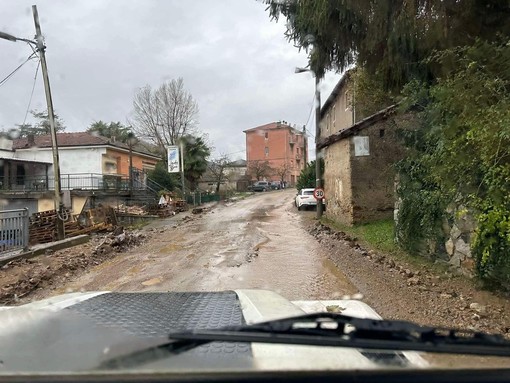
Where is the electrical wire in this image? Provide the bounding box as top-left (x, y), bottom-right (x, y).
top-left (0, 52), bottom-right (37, 88)
top-left (22, 58), bottom-right (41, 127)
top-left (303, 92), bottom-right (316, 135)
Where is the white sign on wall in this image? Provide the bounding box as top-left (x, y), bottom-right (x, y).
top-left (167, 146), bottom-right (180, 173)
top-left (353, 136), bottom-right (370, 157)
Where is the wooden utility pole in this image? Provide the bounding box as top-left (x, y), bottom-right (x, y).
top-left (32, 5), bottom-right (64, 239)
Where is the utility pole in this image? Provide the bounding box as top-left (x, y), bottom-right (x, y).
top-left (315, 75), bottom-right (323, 219)
top-left (32, 5), bottom-right (64, 239)
top-left (180, 141), bottom-right (185, 199)
top-left (302, 125), bottom-right (307, 167)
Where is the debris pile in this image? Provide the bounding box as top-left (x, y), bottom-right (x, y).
top-left (29, 207), bottom-right (117, 246)
top-left (0, 227), bottom-right (148, 305)
top-left (93, 227), bottom-right (146, 255)
top-left (115, 204), bottom-right (146, 215)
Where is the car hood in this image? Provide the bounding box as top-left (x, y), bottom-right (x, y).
top-left (0, 289), bottom-right (427, 374)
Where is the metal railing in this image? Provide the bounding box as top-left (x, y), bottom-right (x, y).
top-left (0, 173), bottom-right (153, 193)
top-left (0, 208), bottom-right (29, 254)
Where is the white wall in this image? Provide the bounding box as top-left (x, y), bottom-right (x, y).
top-left (14, 147), bottom-right (106, 176)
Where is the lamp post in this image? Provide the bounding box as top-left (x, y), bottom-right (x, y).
top-left (0, 5), bottom-right (64, 239)
top-left (295, 67), bottom-right (323, 219)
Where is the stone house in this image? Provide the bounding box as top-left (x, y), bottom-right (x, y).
top-left (318, 71), bottom-right (411, 225)
top-left (244, 121), bottom-right (307, 186)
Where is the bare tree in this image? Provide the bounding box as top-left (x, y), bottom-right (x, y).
top-left (208, 155), bottom-right (231, 193)
top-left (248, 160), bottom-right (272, 181)
top-left (275, 162), bottom-right (291, 183)
top-left (131, 78), bottom-right (199, 155)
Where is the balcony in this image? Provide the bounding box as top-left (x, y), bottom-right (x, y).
top-left (0, 173), bottom-right (150, 194)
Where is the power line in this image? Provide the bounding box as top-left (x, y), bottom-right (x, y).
top-left (303, 92), bottom-right (316, 134)
top-left (0, 52), bottom-right (37, 88)
top-left (22, 58), bottom-right (41, 126)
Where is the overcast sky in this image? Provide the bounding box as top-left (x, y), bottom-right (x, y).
top-left (0, 0), bottom-right (340, 160)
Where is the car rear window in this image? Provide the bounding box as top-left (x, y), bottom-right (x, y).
top-left (303, 190), bottom-right (314, 195)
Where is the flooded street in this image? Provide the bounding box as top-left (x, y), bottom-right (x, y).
top-left (61, 189), bottom-right (357, 300)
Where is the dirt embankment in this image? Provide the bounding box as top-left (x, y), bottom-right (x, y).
top-left (0, 228), bottom-right (148, 305)
top-left (308, 222), bottom-right (510, 337)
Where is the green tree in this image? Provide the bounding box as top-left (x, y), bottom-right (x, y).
top-left (147, 161), bottom-right (177, 192)
top-left (266, 0), bottom-right (509, 89)
top-left (18, 109), bottom-right (66, 137)
top-left (182, 135), bottom-right (211, 191)
top-left (296, 159), bottom-right (323, 191)
top-left (396, 39), bottom-right (510, 287)
top-left (87, 121), bottom-right (132, 142)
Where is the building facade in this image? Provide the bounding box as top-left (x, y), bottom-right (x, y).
top-left (319, 71), bottom-right (409, 225)
top-left (244, 121), bottom-right (307, 186)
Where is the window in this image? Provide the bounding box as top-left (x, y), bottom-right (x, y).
top-left (264, 147), bottom-right (269, 156)
top-left (333, 104), bottom-right (336, 128)
top-left (345, 90), bottom-right (353, 111)
top-left (264, 131), bottom-right (268, 140)
top-left (379, 129), bottom-right (385, 138)
top-left (353, 136), bottom-right (370, 156)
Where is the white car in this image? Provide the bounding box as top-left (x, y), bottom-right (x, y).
top-left (295, 188), bottom-right (324, 210)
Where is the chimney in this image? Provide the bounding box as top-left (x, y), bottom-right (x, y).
top-left (27, 134), bottom-right (35, 147)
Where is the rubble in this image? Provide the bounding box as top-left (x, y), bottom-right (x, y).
top-left (307, 221), bottom-right (510, 338)
top-left (0, 227), bottom-right (147, 305)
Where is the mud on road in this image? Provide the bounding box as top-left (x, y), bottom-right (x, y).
top-left (2, 189), bottom-right (510, 367)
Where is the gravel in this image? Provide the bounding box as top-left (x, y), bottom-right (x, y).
top-left (308, 221), bottom-right (510, 337)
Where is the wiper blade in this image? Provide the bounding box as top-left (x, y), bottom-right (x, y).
top-left (98, 312), bottom-right (510, 369)
top-left (169, 312), bottom-right (510, 356)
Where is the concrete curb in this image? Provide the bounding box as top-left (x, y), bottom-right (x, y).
top-left (0, 235), bottom-right (90, 266)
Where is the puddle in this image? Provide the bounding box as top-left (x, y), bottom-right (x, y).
top-left (158, 243), bottom-right (184, 253)
top-left (141, 277), bottom-right (162, 286)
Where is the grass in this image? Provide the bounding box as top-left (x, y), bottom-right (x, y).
top-left (322, 217), bottom-right (398, 253)
top-left (321, 216), bottom-right (453, 275)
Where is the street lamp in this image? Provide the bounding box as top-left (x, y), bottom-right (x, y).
top-left (295, 66), bottom-right (323, 219)
top-left (0, 5), bottom-right (64, 239)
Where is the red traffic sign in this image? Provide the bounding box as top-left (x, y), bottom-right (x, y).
top-left (313, 187), bottom-right (325, 200)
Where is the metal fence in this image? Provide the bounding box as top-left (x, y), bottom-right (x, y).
top-left (0, 173), bottom-right (152, 192)
top-left (0, 209), bottom-right (29, 253)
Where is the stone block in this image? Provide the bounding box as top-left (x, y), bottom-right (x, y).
top-left (449, 252), bottom-right (462, 268)
top-left (445, 238), bottom-right (455, 256)
top-left (455, 237), bottom-right (471, 257)
top-left (450, 225), bottom-right (462, 240)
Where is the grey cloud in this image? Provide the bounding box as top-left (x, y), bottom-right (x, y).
top-left (0, 0), bottom-right (340, 158)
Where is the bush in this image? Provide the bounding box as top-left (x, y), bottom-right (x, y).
top-left (296, 159), bottom-right (323, 190)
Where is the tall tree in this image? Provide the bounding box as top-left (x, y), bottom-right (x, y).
top-left (266, 0), bottom-right (510, 89)
top-left (17, 109), bottom-right (66, 137)
top-left (208, 155), bottom-right (231, 193)
top-left (248, 160), bottom-right (272, 181)
top-left (296, 159), bottom-right (324, 191)
top-left (131, 78), bottom-right (199, 153)
top-left (182, 135), bottom-right (211, 191)
top-left (275, 162), bottom-right (291, 184)
top-left (87, 121), bottom-right (132, 143)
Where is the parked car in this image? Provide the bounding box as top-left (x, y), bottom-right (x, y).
top-left (295, 188), bottom-right (326, 210)
top-left (270, 181), bottom-right (281, 190)
top-left (251, 181), bottom-right (270, 192)
top-left (295, 188), bottom-right (315, 210)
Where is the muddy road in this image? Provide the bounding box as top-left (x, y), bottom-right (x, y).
top-left (59, 189), bottom-right (356, 300)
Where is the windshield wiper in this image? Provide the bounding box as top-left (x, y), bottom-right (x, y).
top-left (98, 312), bottom-right (510, 369)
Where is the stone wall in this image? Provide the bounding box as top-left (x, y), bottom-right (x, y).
top-left (443, 209), bottom-right (477, 276)
top-left (350, 115), bottom-right (410, 224)
top-left (323, 140), bottom-right (353, 225)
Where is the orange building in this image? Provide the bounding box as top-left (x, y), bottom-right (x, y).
top-left (244, 121), bottom-right (308, 186)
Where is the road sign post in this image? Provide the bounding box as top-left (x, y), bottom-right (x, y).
top-left (313, 187), bottom-right (325, 200)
